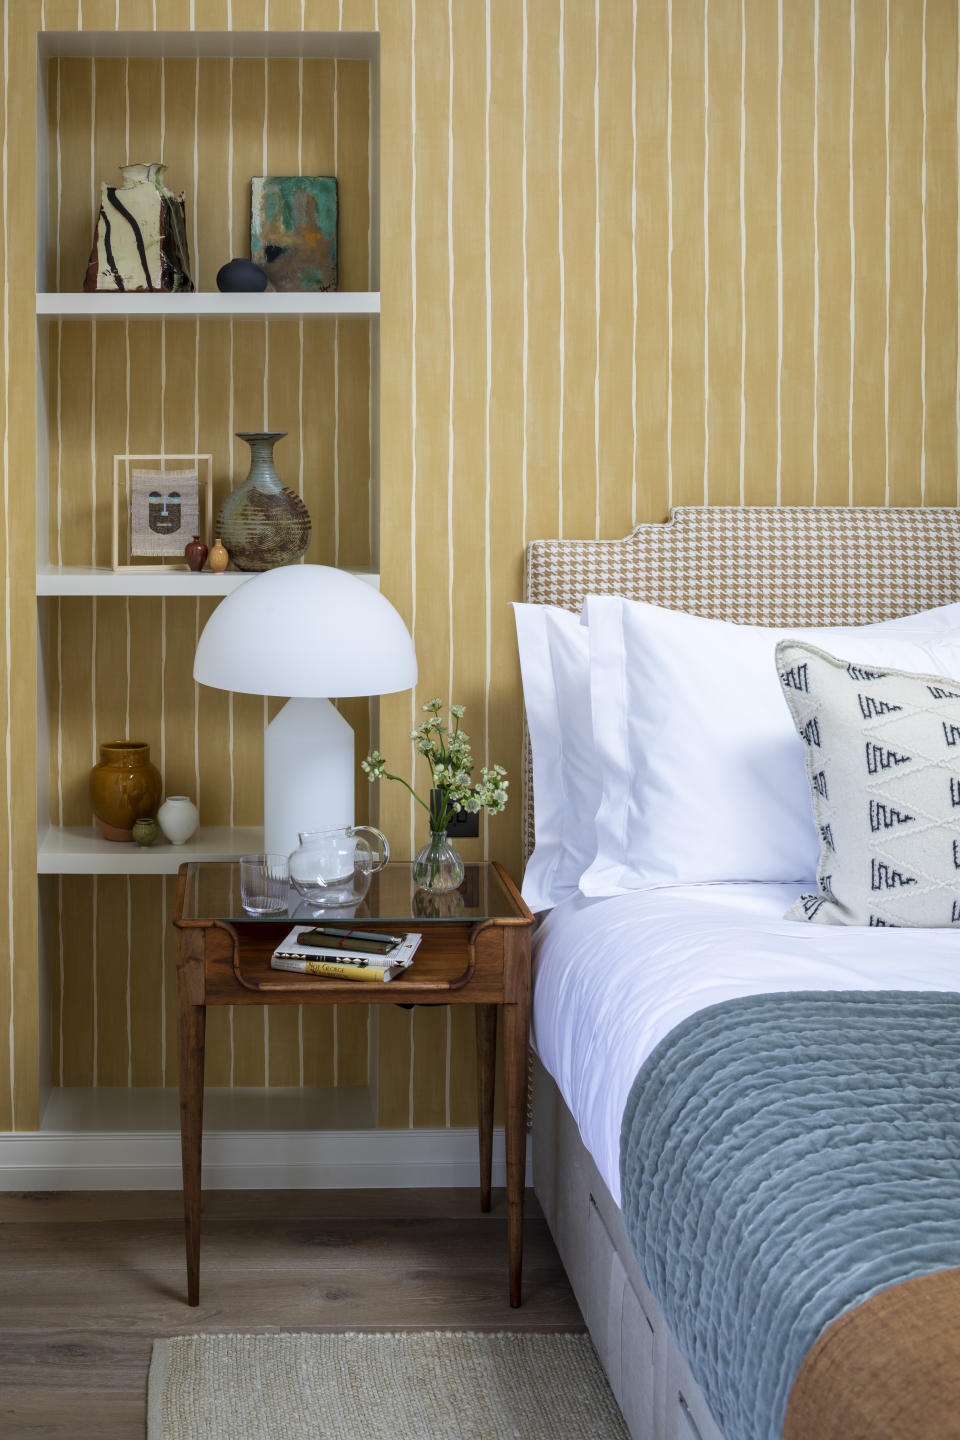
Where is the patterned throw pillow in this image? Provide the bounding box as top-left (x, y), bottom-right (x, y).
top-left (776, 639), bottom-right (960, 927)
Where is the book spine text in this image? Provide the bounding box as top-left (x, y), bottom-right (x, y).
top-left (272, 957), bottom-right (392, 982)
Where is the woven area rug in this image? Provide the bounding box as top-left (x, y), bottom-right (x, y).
top-left (147, 1330), bottom-right (628, 1439)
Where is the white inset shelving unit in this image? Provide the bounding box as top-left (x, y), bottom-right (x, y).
top-left (29, 23), bottom-right (384, 1140)
top-left (32, 25), bottom-right (383, 1144)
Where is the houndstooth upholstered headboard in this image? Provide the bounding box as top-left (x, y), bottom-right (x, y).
top-left (521, 505), bottom-right (960, 866)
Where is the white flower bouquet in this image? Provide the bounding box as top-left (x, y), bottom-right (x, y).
top-left (361, 698), bottom-right (509, 834)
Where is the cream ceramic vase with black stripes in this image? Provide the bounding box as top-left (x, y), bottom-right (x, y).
top-left (83, 162), bottom-right (193, 293)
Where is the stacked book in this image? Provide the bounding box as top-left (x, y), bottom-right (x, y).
top-left (270, 925), bottom-right (422, 983)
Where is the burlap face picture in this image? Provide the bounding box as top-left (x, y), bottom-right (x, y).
top-left (130, 468), bottom-right (199, 558)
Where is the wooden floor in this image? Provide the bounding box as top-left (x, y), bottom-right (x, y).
top-left (0, 1187), bottom-right (583, 1439)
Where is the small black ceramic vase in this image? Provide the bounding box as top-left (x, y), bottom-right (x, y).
top-left (216, 258), bottom-right (268, 293)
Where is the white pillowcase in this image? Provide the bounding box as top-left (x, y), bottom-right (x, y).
top-left (579, 597), bottom-right (960, 896)
top-left (777, 639), bottom-right (960, 928)
top-left (512, 603), bottom-right (601, 912)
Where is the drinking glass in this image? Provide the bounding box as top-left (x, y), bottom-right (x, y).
top-left (240, 853), bottom-right (289, 915)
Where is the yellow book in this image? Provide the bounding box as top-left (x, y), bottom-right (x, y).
top-left (270, 954), bottom-right (405, 983)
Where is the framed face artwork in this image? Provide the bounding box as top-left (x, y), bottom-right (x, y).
top-left (112, 454), bottom-right (213, 571)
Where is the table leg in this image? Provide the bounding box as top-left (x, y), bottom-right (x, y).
top-left (475, 1004), bottom-right (497, 1212)
top-left (178, 992), bottom-right (206, 1307)
top-left (503, 984), bottom-right (530, 1308)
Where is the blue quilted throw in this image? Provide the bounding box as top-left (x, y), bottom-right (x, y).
top-left (619, 990), bottom-right (960, 1440)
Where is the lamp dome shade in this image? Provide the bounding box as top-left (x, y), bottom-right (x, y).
top-left (193, 565), bottom-right (418, 698)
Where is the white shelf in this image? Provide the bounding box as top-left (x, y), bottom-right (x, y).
top-left (37, 566), bottom-right (253, 597)
top-left (36, 292), bottom-right (380, 320)
top-left (38, 824), bottom-right (264, 875)
top-left (36, 565), bottom-right (380, 597)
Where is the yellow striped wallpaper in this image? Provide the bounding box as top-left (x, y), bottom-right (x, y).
top-left (2, 0), bottom-right (960, 1130)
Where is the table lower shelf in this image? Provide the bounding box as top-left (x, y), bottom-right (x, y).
top-left (195, 922), bottom-right (505, 1004)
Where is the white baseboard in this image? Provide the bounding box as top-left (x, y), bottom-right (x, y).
top-left (0, 1125), bottom-right (530, 1191)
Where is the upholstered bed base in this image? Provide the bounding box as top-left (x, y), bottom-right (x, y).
top-left (531, 1055), bottom-right (724, 1440)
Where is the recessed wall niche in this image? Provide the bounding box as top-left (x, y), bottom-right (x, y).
top-left (35, 30), bottom-right (381, 1107)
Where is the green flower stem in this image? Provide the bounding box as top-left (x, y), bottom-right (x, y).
top-left (429, 793), bottom-right (457, 833)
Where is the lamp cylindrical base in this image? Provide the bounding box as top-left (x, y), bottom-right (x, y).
top-left (263, 698), bottom-right (355, 861)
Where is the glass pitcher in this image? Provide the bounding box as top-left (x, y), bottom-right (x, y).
top-left (287, 825), bottom-right (390, 908)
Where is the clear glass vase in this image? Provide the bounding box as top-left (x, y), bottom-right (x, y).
top-left (413, 830), bottom-right (465, 893)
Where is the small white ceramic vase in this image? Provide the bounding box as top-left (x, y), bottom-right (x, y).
top-left (157, 795), bottom-right (199, 846)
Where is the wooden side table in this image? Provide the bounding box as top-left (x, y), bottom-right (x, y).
top-left (173, 860), bottom-right (534, 1308)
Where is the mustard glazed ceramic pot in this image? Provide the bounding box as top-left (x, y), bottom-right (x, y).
top-left (90, 741), bottom-right (163, 842)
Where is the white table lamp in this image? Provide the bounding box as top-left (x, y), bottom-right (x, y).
top-left (193, 566), bottom-right (417, 859)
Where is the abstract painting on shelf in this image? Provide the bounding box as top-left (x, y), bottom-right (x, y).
top-left (251, 176), bottom-right (338, 292)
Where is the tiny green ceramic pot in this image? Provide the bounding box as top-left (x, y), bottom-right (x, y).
top-left (132, 817), bottom-right (160, 847)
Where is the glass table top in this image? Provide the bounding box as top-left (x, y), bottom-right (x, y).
top-left (177, 860), bottom-right (525, 925)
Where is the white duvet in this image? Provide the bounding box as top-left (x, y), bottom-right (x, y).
top-left (532, 882), bottom-right (960, 1206)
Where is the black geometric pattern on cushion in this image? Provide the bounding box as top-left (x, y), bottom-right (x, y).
top-left (776, 638), bottom-right (960, 927)
top-left (865, 743), bottom-right (912, 774)
top-left (801, 717), bottom-right (821, 747)
top-left (779, 662), bottom-right (809, 692)
top-left (858, 694), bottom-right (902, 719)
top-left (870, 859), bottom-right (917, 890)
top-left (868, 801), bottom-right (915, 832)
top-left (846, 663), bottom-right (889, 681)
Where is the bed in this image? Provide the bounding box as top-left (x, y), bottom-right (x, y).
top-left (521, 506), bottom-right (960, 1440)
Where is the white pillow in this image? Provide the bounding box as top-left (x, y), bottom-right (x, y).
top-left (778, 640), bottom-right (960, 927)
top-left (512, 603), bottom-right (601, 911)
top-left (580, 597), bottom-right (960, 896)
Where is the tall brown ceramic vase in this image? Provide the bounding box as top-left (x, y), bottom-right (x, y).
top-left (90, 741), bottom-right (163, 842)
top-left (216, 431), bottom-right (311, 571)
